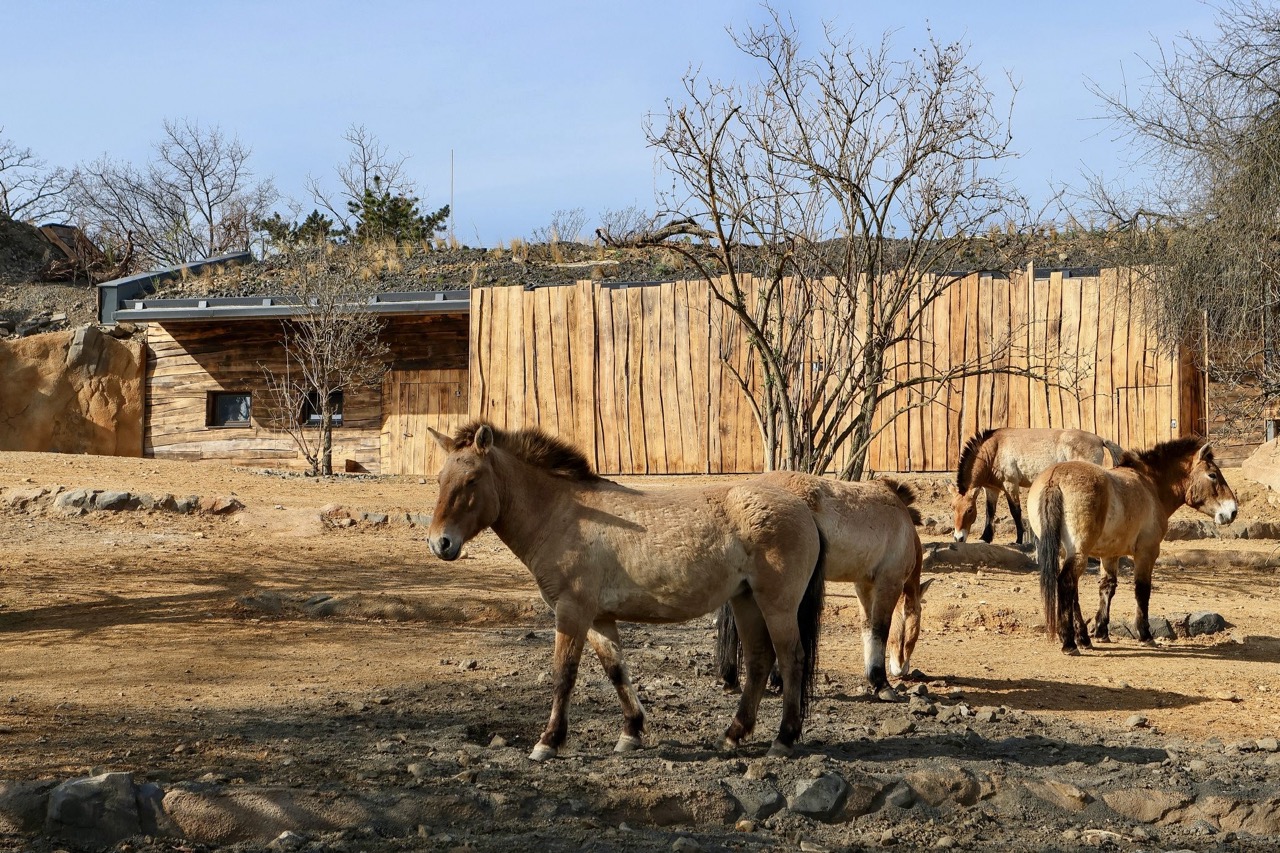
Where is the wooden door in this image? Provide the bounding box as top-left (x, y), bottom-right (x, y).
top-left (382, 367), bottom-right (469, 476)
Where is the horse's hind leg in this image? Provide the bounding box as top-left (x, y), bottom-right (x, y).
top-left (1006, 485), bottom-right (1027, 545)
top-left (530, 608), bottom-right (590, 761)
top-left (1058, 555), bottom-right (1088, 655)
top-left (980, 487), bottom-right (999, 543)
top-left (855, 580), bottom-right (896, 699)
top-left (587, 618), bottom-right (646, 753)
top-left (1132, 548), bottom-right (1159, 644)
top-left (722, 593), bottom-right (775, 751)
top-left (1092, 557), bottom-right (1120, 642)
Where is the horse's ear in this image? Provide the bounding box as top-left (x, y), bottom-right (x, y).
top-left (474, 424), bottom-right (495, 453)
top-left (947, 482), bottom-right (959, 497)
top-left (428, 427), bottom-right (456, 453)
top-left (1197, 442), bottom-right (1215, 463)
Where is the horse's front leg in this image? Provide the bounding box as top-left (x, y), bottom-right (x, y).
top-left (1132, 548), bottom-right (1159, 645)
top-left (1092, 557), bottom-right (1120, 641)
top-left (854, 580), bottom-right (896, 699)
top-left (1006, 484), bottom-right (1026, 545)
top-left (587, 618), bottom-right (646, 754)
top-left (530, 607), bottom-right (591, 761)
top-left (980, 487), bottom-right (999, 543)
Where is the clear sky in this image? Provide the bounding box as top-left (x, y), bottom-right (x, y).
top-left (4, 1), bottom-right (1219, 248)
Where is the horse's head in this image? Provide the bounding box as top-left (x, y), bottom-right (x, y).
top-left (1185, 443), bottom-right (1238, 525)
top-left (950, 485), bottom-right (979, 542)
top-left (428, 424), bottom-right (502, 561)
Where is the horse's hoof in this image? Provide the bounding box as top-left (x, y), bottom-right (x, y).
top-left (876, 686), bottom-right (902, 703)
top-left (1140, 639), bottom-right (1157, 648)
top-left (528, 744), bottom-right (557, 762)
top-left (1061, 646), bottom-right (1081, 657)
top-left (721, 737), bottom-right (741, 752)
top-left (766, 740), bottom-right (795, 759)
top-left (614, 734), bottom-right (642, 753)
top-left (887, 662), bottom-right (905, 679)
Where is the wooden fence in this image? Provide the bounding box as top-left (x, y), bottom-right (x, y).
top-left (468, 268), bottom-right (1201, 475)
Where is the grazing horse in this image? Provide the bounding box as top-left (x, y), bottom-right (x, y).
top-left (717, 473), bottom-right (925, 696)
top-left (953, 428), bottom-right (1125, 545)
top-left (427, 422), bottom-right (826, 760)
top-left (1030, 437), bottom-right (1237, 655)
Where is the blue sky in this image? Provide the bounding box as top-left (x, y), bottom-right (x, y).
top-left (5, 1), bottom-right (1219, 247)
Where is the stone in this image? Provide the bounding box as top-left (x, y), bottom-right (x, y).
top-left (200, 496), bottom-right (245, 515)
top-left (0, 780), bottom-right (57, 833)
top-left (1243, 520), bottom-right (1280, 539)
top-left (788, 773), bottom-right (850, 821)
top-left (1188, 612), bottom-right (1228, 636)
top-left (54, 488), bottom-right (93, 511)
top-left (1257, 737), bottom-right (1279, 752)
top-left (1126, 714), bottom-right (1148, 729)
top-left (488, 735), bottom-right (507, 748)
top-left (1165, 519), bottom-right (1212, 540)
top-left (1110, 621), bottom-right (1137, 639)
top-left (94, 490), bottom-right (139, 511)
top-left (905, 765), bottom-right (980, 808)
top-left (45, 772), bottom-right (142, 847)
top-left (722, 779), bottom-right (784, 820)
top-left (360, 512), bottom-right (390, 525)
top-left (878, 717), bottom-right (915, 737)
top-left (408, 512), bottom-right (432, 527)
top-left (734, 818), bottom-right (755, 832)
top-left (671, 836), bottom-right (700, 852)
top-left (1102, 788), bottom-right (1191, 823)
top-left (884, 782), bottom-right (915, 810)
top-left (838, 772), bottom-right (888, 819)
top-left (269, 830), bottom-right (308, 851)
top-left (4, 487), bottom-right (50, 510)
top-left (743, 760), bottom-right (769, 781)
top-left (1149, 616), bottom-right (1175, 640)
top-left (908, 696), bottom-right (937, 716)
top-left (1023, 779), bottom-right (1092, 813)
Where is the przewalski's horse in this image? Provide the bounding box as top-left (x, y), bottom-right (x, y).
top-left (717, 473), bottom-right (925, 696)
top-left (1030, 437), bottom-right (1238, 655)
top-left (953, 428), bottom-right (1125, 545)
top-left (427, 422), bottom-right (827, 760)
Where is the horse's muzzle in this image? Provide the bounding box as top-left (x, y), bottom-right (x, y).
top-left (953, 529), bottom-right (967, 543)
top-left (430, 534), bottom-right (462, 561)
top-left (1216, 501), bottom-right (1238, 525)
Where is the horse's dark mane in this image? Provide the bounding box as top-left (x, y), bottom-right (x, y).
top-left (879, 477), bottom-right (923, 526)
top-left (956, 429), bottom-right (998, 494)
top-left (1116, 436), bottom-right (1207, 472)
top-left (453, 421), bottom-right (600, 481)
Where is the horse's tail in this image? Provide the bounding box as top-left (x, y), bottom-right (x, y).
top-left (1102, 440), bottom-right (1125, 467)
top-left (798, 528), bottom-right (827, 724)
top-left (1037, 482), bottom-right (1065, 640)
top-left (881, 477), bottom-right (923, 526)
top-left (714, 601), bottom-right (741, 691)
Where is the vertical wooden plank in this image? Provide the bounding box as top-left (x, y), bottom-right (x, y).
top-left (1110, 269), bottom-right (1132, 447)
top-left (1077, 273), bottom-right (1100, 435)
top-left (687, 279), bottom-right (711, 473)
top-left (594, 285), bottom-right (619, 474)
top-left (672, 280), bottom-right (700, 473)
top-left (626, 286), bottom-right (648, 474)
top-left (639, 285), bottom-right (666, 473)
top-left (992, 273), bottom-right (1011, 429)
top-left (1060, 274), bottom-right (1084, 429)
top-left (1046, 270), bottom-right (1065, 429)
top-left (961, 274), bottom-right (981, 442)
top-left (468, 288), bottom-right (487, 423)
top-left (486, 288), bottom-right (508, 427)
top-left (657, 282), bottom-right (684, 472)
top-left (536, 286), bottom-right (558, 435)
top-left (571, 281), bottom-right (598, 470)
top-left (707, 283), bottom-right (726, 473)
top-left (1095, 270), bottom-right (1117, 444)
top-left (521, 287), bottom-right (537, 429)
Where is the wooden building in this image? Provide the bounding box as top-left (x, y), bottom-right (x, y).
top-left (100, 264), bottom-right (1206, 476)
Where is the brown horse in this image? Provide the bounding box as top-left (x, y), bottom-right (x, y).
top-left (427, 422), bottom-right (827, 760)
top-left (717, 473), bottom-right (925, 695)
top-left (1030, 437), bottom-right (1238, 654)
top-left (953, 428), bottom-right (1125, 545)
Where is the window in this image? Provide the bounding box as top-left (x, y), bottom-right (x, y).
top-left (207, 392), bottom-right (251, 427)
top-left (301, 389), bottom-right (344, 426)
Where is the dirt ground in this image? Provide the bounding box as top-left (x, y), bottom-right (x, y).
top-left (2, 451), bottom-right (1280, 852)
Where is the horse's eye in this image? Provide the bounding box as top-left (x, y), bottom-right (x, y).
top-left (1208, 472), bottom-right (1219, 482)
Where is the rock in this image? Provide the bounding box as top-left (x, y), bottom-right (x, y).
top-left (722, 778), bottom-right (783, 820)
top-left (934, 836), bottom-right (957, 849)
top-left (743, 761), bottom-right (769, 781)
top-left (905, 765), bottom-right (980, 808)
top-left (734, 818), bottom-right (755, 832)
top-left (269, 830), bottom-right (308, 851)
top-left (878, 717), bottom-right (915, 737)
top-left (1023, 779), bottom-right (1092, 813)
top-left (45, 772), bottom-right (143, 847)
top-left (884, 782), bottom-right (915, 810)
top-left (1165, 519), bottom-right (1212, 540)
top-left (488, 735), bottom-right (507, 748)
top-left (53, 488), bottom-right (93, 511)
top-left (974, 706), bottom-right (1000, 724)
top-left (199, 496), bottom-right (245, 515)
top-left (1188, 612), bottom-right (1228, 636)
top-left (1102, 788), bottom-right (1191, 823)
top-left (1149, 616), bottom-right (1175, 640)
top-left (94, 490), bottom-right (139, 511)
top-left (1257, 737), bottom-right (1279, 752)
top-left (1243, 520), bottom-right (1280, 539)
top-left (408, 512), bottom-right (432, 527)
top-left (671, 836), bottom-right (700, 852)
top-left (1110, 621), bottom-right (1137, 639)
top-left (4, 486), bottom-right (50, 510)
top-left (1126, 714), bottom-right (1148, 729)
top-left (1242, 437), bottom-right (1280, 491)
top-left (360, 512), bottom-right (390, 525)
top-left (838, 772), bottom-right (888, 819)
top-left (1216, 692), bottom-right (1243, 703)
top-left (908, 696), bottom-right (937, 716)
top-left (879, 828), bottom-right (897, 845)
top-left (109, 321), bottom-right (139, 339)
top-left (0, 780), bottom-right (57, 833)
top-left (788, 773), bottom-right (849, 821)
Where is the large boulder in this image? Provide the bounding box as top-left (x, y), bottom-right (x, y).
top-left (0, 326), bottom-right (143, 456)
top-left (1242, 438), bottom-right (1280, 491)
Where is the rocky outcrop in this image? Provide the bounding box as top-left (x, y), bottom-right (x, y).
top-left (0, 326), bottom-right (143, 456)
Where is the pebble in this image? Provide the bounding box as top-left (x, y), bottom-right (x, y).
top-left (1188, 760), bottom-right (1208, 773)
top-left (1061, 828), bottom-right (1080, 840)
top-left (933, 837), bottom-right (957, 850)
top-left (1257, 737), bottom-right (1279, 752)
top-left (406, 763), bottom-right (427, 779)
top-left (672, 837), bottom-right (700, 852)
top-left (879, 718), bottom-right (916, 737)
top-left (1216, 691), bottom-right (1243, 703)
top-left (734, 819), bottom-right (755, 832)
top-left (880, 828), bottom-right (897, 846)
top-left (1125, 714), bottom-right (1148, 729)
top-left (800, 842), bottom-right (830, 853)
top-left (744, 761), bottom-right (769, 781)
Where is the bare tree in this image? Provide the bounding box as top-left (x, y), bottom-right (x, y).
top-left (604, 10), bottom-right (1032, 478)
top-left (259, 245), bottom-right (390, 476)
top-left (1087, 1), bottom-right (1280, 435)
top-left (306, 124), bottom-right (418, 234)
top-left (0, 128), bottom-right (73, 222)
top-left (70, 119), bottom-right (277, 268)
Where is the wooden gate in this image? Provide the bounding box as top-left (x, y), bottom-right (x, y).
top-left (381, 367), bottom-right (469, 476)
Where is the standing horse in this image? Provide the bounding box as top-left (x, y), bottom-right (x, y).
top-left (1030, 437), bottom-right (1237, 655)
top-left (427, 422), bottom-right (826, 760)
top-left (717, 473), bottom-right (925, 696)
top-left (953, 428), bottom-right (1125, 544)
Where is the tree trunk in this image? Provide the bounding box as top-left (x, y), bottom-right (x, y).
top-left (320, 403), bottom-right (334, 476)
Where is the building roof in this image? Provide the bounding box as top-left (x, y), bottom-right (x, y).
top-left (109, 289), bottom-right (470, 322)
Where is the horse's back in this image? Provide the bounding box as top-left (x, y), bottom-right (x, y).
top-left (752, 472), bottom-right (918, 584)
top-left (1029, 460), bottom-right (1156, 556)
top-left (994, 428), bottom-right (1109, 486)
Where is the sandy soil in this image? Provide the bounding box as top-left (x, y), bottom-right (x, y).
top-left (2, 452), bottom-right (1280, 851)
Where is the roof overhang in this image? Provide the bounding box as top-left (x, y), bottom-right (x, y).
top-left (112, 289), bottom-right (471, 322)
